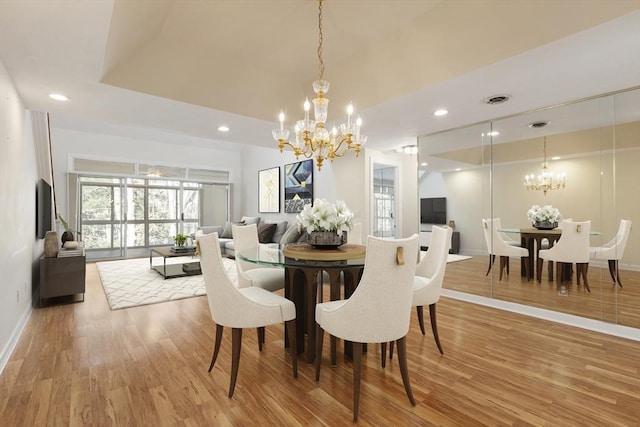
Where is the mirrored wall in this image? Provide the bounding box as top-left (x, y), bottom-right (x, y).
top-left (418, 87), bottom-right (640, 329)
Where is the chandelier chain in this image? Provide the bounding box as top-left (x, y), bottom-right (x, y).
top-left (317, 0), bottom-right (324, 80)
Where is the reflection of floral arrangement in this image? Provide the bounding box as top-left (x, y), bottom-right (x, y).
top-left (527, 205), bottom-right (562, 223)
top-left (297, 199), bottom-right (354, 235)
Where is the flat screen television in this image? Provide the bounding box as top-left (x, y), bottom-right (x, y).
top-left (36, 178), bottom-right (53, 239)
top-left (420, 197), bottom-right (446, 224)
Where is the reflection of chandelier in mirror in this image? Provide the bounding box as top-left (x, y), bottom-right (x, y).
top-left (523, 136), bottom-right (566, 195)
top-left (272, 0), bottom-right (366, 171)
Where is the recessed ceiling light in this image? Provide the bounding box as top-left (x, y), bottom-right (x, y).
top-left (455, 168), bottom-right (461, 171)
top-left (484, 94), bottom-right (510, 105)
top-left (49, 93), bottom-right (69, 101)
top-left (487, 131), bottom-right (499, 136)
top-left (433, 109), bottom-right (448, 117)
top-left (551, 156), bottom-right (561, 160)
top-left (420, 162), bottom-right (428, 166)
top-left (217, 125), bottom-right (230, 132)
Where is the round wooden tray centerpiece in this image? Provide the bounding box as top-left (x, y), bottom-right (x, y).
top-left (282, 243), bottom-right (366, 261)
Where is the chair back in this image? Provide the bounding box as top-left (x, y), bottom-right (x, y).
top-left (482, 218), bottom-right (520, 256)
top-left (416, 225), bottom-right (451, 279)
top-left (321, 234), bottom-right (419, 343)
top-left (197, 232), bottom-right (249, 327)
top-left (232, 223), bottom-right (261, 286)
top-left (593, 219), bottom-right (632, 260)
top-left (542, 220), bottom-right (591, 263)
top-left (414, 226), bottom-right (452, 306)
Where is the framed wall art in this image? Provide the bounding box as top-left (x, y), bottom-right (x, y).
top-left (258, 166), bottom-right (280, 213)
top-left (284, 159), bottom-right (313, 213)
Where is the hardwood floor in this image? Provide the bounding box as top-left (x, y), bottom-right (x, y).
top-left (445, 255), bottom-right (640, 329)
top-left (0, 261), bottom-right (638, 426)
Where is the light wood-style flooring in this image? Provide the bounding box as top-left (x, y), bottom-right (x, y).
top-left (0, 261), bottom-right (638, 426)
top-left (444, 255), bottom-right (640, 329)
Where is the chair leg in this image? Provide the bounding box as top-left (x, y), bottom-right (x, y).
top-left (577, 263), bottom-right (590, 292)
top-left (256, 327), bottom-right (265, 352)
top-left (522, 256), bottom-right (529, 281)
top-left (416, 305), bottom-right (426, 335)
top-left (537, 257), bottom-right (544, 283)
top-left (429, 303), bottom-right (444, 355)
top-left (208, 324), bottom-right (224, 372)
top-left (352, 342), bottom-right (363, 422)
top-left (380, 342), bottom-right (387, 368)
top-left (389, 340), bottom-right (394, 360)
top-left (609, 260), bottom-right (623, 287)
top-left (285, 319), bottom-right (298, 378)
top-left (485, 254), bottom-right (495, 276)
top-left (228, 328), bottom-right (243, 398)
top-left (506, 256), bottom-right (510, 275)
top-left (396, 336), bottom-right (416, 407)
top-left (499, 256), bottom-right (507, 281)
top-left (315, 324), bottom-right (324, 382)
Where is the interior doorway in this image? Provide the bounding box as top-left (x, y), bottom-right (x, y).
top-left (372, 164), bottom-right (397, 238)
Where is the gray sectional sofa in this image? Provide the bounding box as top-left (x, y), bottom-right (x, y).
top-left (194, 216), bottom-right (290, 257)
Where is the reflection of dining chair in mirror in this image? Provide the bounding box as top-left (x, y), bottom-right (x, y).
top-left (315, 234), bottom-right (419, 422)
top-left (539, 220), bottom-right (591, 292)
top-left (590, 219), bottom-right (632, 287)
top-left (232, 224), bottom-right (285, 292)
top-left (537, 218), bottom-right (573, 280)
top-left (197, 232), bottom-right (298, 398)
top-left (482, 218), bottom-right (530, 280)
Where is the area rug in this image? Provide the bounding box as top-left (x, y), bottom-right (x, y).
top-left (447, 254), bottom-right (472, 263)
top-left (97, 256), bottom-right (237, 310)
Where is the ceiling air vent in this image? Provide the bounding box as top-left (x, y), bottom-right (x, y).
top-left (528, 121), bottom-right (550, 129)
top-left (484, 94), bottom-right (510, 105)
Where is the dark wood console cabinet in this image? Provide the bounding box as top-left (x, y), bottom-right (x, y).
top-left (39, 255), bottom-right (86, 306)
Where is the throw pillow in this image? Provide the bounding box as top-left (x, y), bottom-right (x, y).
top-left (221, 221), bottom-right (244, 238)
top-left (267, 220), bottom-right (288, 243)
top-left (241, 216), bottom-right (261, 226)
top-left (280, 225), bottom-right (301, 245)
top-left (257, 223), bottom-right (277, 243)
top-left (220, 222), bottom-right (234, 238)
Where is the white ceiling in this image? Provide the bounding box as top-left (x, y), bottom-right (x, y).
top-left (0, 1), bottom-right (638, 158)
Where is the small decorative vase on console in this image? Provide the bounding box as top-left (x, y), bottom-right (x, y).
top-left (533, 221), bottom-right (558, 230)
top-left (307, 230), bottom-right (347, 249)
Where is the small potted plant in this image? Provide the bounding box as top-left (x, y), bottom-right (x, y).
top-left (58, 214), bottom-right (81, 245)
top-left (173, 233), bottom-right (188, 247)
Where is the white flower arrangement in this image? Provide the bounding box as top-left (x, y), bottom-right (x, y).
top-left (297, 199), bottom-right (354, 235)
top-left (527, 204), bottom-right (562, 224)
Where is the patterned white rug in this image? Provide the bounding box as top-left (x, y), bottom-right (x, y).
top-left (97, 256), bottom-right (237, 310)
top-left (447, 254), bottom-right (472, 263)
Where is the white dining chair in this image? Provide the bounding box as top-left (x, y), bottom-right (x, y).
top-left (232, 223), bottom-right (285, 292)
top-left (590, 219), bottom-right (632, 287)
top-left (539, 220), bottom-right (591, 292)
top-left (482, 218), bottom-right (530, 280)
top-left (197, 232), bottom-right (298, 398)
top-left (385, 225), bottom-right (452, 365)
top-left (314, 234), bottom-right (420, 421)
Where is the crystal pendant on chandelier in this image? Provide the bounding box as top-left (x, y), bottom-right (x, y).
top-left (272, 0), bottom-right (366, 171)
top-left (523, 136), bottom-right (566, 195)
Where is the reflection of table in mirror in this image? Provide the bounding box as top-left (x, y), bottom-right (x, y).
top-left (238, 243), bottom-right (366, 364)
top-left (499, 228), bottom-right (600, 282)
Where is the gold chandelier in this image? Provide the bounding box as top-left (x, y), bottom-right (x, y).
top-left (272, 0), bottom-right (366, 171)
top-left (523, 136), bottom-right (566, 195)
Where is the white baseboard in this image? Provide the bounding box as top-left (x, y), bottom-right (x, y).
top-left (0, 302), bottom-right (33, 376)
top-left (442, 289), bottom-right (640, 342)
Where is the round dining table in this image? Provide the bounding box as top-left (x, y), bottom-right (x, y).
top-left (237, 243), bottom-right (366, 364)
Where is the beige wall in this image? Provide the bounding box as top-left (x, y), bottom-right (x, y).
top-left (438, 148), bottom-right (639, 268)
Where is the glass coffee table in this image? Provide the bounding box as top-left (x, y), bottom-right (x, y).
top-left (149, 246), bottom-right (201, 279)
